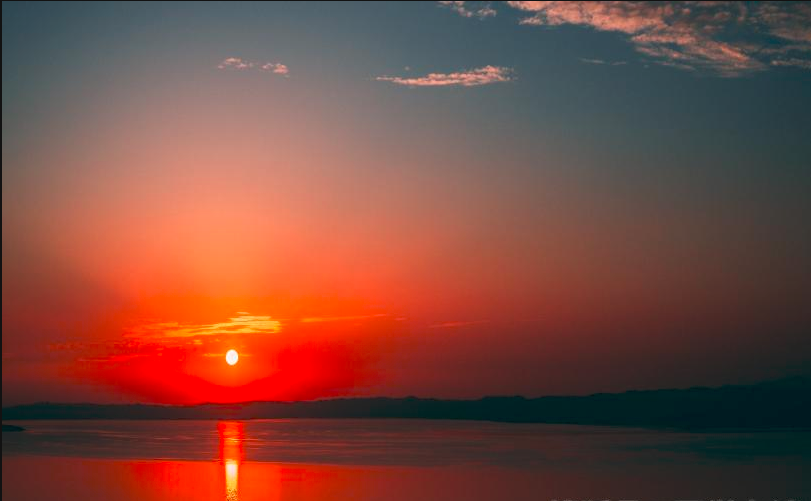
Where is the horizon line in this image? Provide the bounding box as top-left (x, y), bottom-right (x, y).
top-left (4, 375), bottom-right (807, 409)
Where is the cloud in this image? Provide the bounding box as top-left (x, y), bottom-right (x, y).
top-left (770, 57), bottom-right (811, 69)
top-left (300, 314), bottom-right (388, 323)
top-left (439, 1), bottom-right (497, 19)
top-left (260, 62), bottom-right (289, 75)
top-left (493, 2), bottom-right (811, 76)
top-left (376, 65), bottom-right (514, 87)
top-left (202, 352), bottom-right (252, 357)
top-left (218, 57), bottom-right (254, 70)
top-left (756, 1), bottom-right (811, 45)
top-left (126, 313), bottom-right (282, 339)
top-left (218, 57), bottom-right (290, 76)
top-left (429, 320), bottom-right (487, 329)
top-left (580, 58), bottom-right (627, 65)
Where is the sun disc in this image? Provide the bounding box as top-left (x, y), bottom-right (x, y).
top-left (225, 349), bottom-right (239, 366)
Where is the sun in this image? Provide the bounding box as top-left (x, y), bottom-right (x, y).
top-left (225, 349), bottom-right (239, 366)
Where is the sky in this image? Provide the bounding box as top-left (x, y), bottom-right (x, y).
top-left (3, 1), bottom-right (811, 406)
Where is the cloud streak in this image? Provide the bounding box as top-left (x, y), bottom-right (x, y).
top-left (376, 65), bottom-right (514, 87)
top-left (580, 58), bottom-right (627, 66)
top-left (300, 314), bottom-right (388, 323)
top-left (439, 1), bottom-right (497, 19)
top-left (428, 320), bottom-right (487, 329)
top-left (125, 313), bottom-right (282, 339)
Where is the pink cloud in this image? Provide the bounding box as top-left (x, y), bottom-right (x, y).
top-left (376, 65), bottom-right (514, 87)
top-left (757, 2), bottom-right (811, 45)
top-left (500, 2), bottom-right (811, 76)
top-left (260, 62), bottom-right (289, 76)
top-left (218, 57), bottom-right (254, 70)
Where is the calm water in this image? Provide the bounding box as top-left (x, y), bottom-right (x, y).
top-left (3, 419), bottom-right (810, 501)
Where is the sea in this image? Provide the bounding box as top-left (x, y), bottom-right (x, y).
top-left (3, 419), bottom-right (809, 501)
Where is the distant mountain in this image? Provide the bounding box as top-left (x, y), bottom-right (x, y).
top-left (3, 377), bottom-right (810, 430)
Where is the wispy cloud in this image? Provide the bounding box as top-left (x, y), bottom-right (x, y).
top-left (757, 2), bottom-right (811, 46)
top-left (490, 2), bottom-right (811, 76)
top-left (439, 1), bottom-right (497, 19)
top-left (218, 57), bottom-right (290, 76)
top-left (770, 57), bottom-right (811, 70)
top-left (580, 58), bottom-right (627, 66)
top-left (429, 320), bottom-right (487, 329)
top-left (300, 314), bottom-right (388, 323)
top-left (125, 313), bottom-right (282, 339)
top-left (376, 65), bottom-right (514, 87)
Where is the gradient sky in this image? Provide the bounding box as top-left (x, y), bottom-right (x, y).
top-left (3, 1), bottom-right (811, 405)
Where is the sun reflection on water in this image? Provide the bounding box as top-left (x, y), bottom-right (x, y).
top-left (225, 460), bottom-right (239, 500)
top-left (218, 421), bottom-right (245, 501)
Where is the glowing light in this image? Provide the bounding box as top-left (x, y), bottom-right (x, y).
top-left (218, 421), bottom-right (244, 501)
top-left (225, 459), bottom-right (238, 500)
top-left (225, 349), bottom-right (239, 366)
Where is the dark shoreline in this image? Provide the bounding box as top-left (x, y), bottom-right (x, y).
top-left (3, 377), bottom-right (809, 430)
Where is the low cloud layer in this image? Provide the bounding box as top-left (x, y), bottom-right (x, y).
top-left (376, 65), bottom-right (514, 87)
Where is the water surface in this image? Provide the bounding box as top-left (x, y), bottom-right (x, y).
top-left (3, 419), bottom-right (809, 500)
